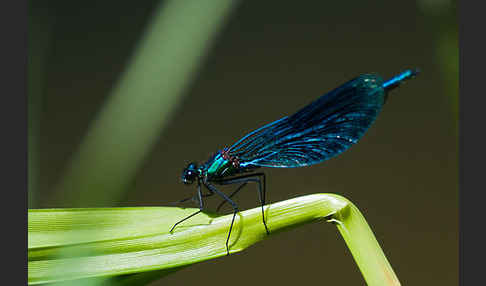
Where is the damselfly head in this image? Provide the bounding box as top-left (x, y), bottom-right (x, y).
top-left (181, 162), bottom-right (198, 185)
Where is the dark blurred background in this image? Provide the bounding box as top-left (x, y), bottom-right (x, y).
top-left (28, 0), bottom-right (457, 285)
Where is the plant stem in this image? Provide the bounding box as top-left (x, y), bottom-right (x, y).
top-left (28, 193), bottom-right (400, 285)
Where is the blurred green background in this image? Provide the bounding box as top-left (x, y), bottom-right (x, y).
top-left (28, 0), bottom-right (457, 285)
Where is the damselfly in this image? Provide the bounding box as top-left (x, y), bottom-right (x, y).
top-left (172, 69), bottom-right (418, 255)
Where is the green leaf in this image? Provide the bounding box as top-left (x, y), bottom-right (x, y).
top-left (28, 194), bottom-right (400, 285)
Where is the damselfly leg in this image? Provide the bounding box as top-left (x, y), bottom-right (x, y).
top-left (170, 180), bottom-right (210, 232)
top-left (215, 173), bottom-right (269, 235)
top-left (204, 182), bottom-right (239, 255)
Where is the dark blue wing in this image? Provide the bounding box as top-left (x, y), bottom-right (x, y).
top-left (227, 74), bottom-right (386, 168)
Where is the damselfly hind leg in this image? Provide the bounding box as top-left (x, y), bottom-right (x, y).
top-left (216, 173), bottom-right (269, 235)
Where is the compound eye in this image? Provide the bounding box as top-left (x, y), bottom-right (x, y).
top-left (181, 164), bottom-right (198, 185)
top-left (182, 174), bottom-right (194, 185)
